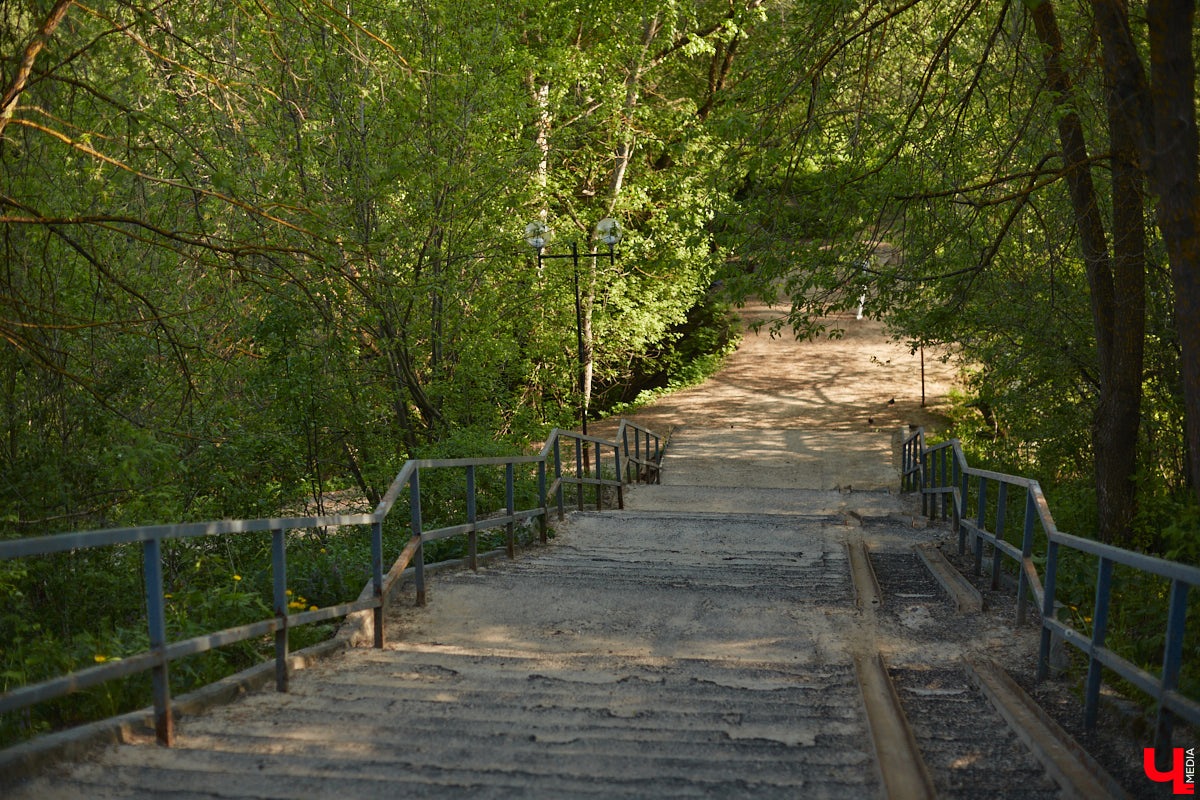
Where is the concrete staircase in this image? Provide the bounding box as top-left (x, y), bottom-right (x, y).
top-left (4, 427), bottom-right (1108, 799)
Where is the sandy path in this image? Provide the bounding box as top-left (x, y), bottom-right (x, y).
top-left (591, 300), bottom-right (957, 438)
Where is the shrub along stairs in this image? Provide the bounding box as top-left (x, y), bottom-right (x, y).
top-left (4, 425), bottom-right (1124, 799)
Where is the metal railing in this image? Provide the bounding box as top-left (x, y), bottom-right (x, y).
top-left (0, 420), bottom-right (664, 747)
top-left (902, 427), bottom-right (1200, 750)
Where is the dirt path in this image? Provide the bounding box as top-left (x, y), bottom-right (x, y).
top-left (591, 300), bottom-right (958, 437)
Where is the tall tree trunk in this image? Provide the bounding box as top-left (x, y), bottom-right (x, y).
top-left (1093, 0), bottom-right (1147, 545)
top-left (1147, 0), bottom-right (1200, 506)
top-left (1030, 0), bottom-right (1144, 545)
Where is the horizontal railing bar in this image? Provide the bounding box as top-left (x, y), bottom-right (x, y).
top-left (622, 456), bottom-right (655, 467)
top-left (961, 522), bottom-right (1024, 560)
top-left (1047, 530), bottom-right (1200, 584)
top-left (0, 651), bottom-right (161, 714)
top-left (0, 514), bottom-right (377, 560)
top-left (424, 522), bottom-right (479, 541)
top-left (0, 595), bottom-right (385, 714)
top-left (373, 461), bottom-right (417, 518)
top-left (958, 466), bottom-right (1034, 488)
top-left (422, 509), bottom-right (546, 543)
top-left (382, 538), bottom-right (422, 597)
top-left (553, 431), bottom-right (619, 447)
top-left (286, 598), bottom-right (378, 628)
top-left (408, 455), bottom-right (546, 469)
top-left (1164, 690), bottom-right (1200, 726)
top-left (1046, 620), bottom-right (1162, 699)
top-left (559, 477), bottom-right (623, 489)
top-left (1022, 557), bottom-right (1045, 609)
top-left (164, 619), bottom-right (278, 660)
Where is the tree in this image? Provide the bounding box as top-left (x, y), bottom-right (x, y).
top-left (718, 0), bottom-right (1198, 546)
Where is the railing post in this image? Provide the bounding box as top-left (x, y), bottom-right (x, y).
top-left (623, 426), bottom-right (633, 484)
top-left (635, 429), bottom-right (643, 483)
top-left (371, 519), bottom-right (385, 648)
top-left (951, 450), bottom-right (962, 533)
top-left (921, 448), bottom-right (930, 518)
top-left (575, 437), bottom-right (584, 511)
top-left (554, 437), bottom-right (565, 520)
top-left (143, 538), bottom-right (173, 746)
top-left (595, 443), bottom-right (604, 512)
top-left (973, 477), bottom-right (987, 575)
top-left (1017, 486), bottom-right (1037, 625)
top-left (537, 460), bottom-right (548, 544)
top-left (654, 435), bottom-right (662, 483)
top-left (958, 465), bottom-right (970, 555)
top-left (411, 469), bottom-right (426, 606)
top-left (1155, 579), bottom-right (1190, 752)
top-left (614, 443), bottom-right (624, 510)
top-left (940, 448), bottom-right (950, 519)
top-left (1084, 557), bottom-right (1114, 728)
top-left (991, 482), bottom-right (1008, 591)
top-left (1037, 539), bottom-right (1059, 681)
top-left (272, 527), bottom-right (289, 690)
top-left (505, 462), bottom-right (516, 559)
top-left (467, 465), bottom-right (478, 570)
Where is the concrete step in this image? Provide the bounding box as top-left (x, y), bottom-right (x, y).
top-left (659, 428), bottom-right (899, 492)
top-left (21, 647), bottom-right (876, 799)
top-left (622, 484), bottom-right (907, 516)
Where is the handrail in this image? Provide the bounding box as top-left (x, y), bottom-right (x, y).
top-left (902, 427), bottom-right (1200, 751)
top-left (0, 420), bottom-right (665, 747)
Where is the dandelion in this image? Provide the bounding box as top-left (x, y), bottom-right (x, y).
top-left (94, 654), bottom-right (108, 663)
top-left (164, 593), bottom-right (173, 599)
top-left (233, 575), bottom-right (242, 581)
top-left (286, 589), bottom-right (293, 596)
top-left (320, 548), bottom-right (326, 554)
top-left (309, 605), bottom-right (317, 612)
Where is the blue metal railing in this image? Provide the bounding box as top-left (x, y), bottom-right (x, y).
top-left (902, 427), bottom-right (1200, 750)
top-left (0, 420), bottom-right (664, 747)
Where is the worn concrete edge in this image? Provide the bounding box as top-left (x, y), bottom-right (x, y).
top-left (0, 539), bottom-right (541, 787)
top-left (853, 652), bottom-right (938, 800)
top-left (914, 542), bottom-right (983, 613)
top-left (847, 540), bottom-right (882, 612)
top-left (964, 657), bottom-right (1130, 800)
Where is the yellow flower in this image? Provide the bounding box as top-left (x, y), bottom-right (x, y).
top-left (285, 589), bottom-right (293, 596)
top-left (163, 593), bottom-right (173, 599)
top-left (233, 575), bottom-right (241, 581)
top-left (308, 605), bottom-right (317, 612)
top-left (94, 654), bottom-right (108, 663)
top-left (320, 548), bottom-right (326, 554)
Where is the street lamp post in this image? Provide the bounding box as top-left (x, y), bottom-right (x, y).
top-left (525, 218), bottom-right (622, 454)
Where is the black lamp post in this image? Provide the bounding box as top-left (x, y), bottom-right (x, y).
top-left (525, 218), bottom-right (622, 443)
